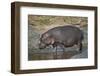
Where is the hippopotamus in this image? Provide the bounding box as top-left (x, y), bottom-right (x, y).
top-left (39, 25), bottom-right (84, 53)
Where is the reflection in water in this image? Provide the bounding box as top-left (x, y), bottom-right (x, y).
top-left (28, 46), bottom-right (88, 60)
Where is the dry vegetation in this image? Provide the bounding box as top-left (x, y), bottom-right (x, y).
top-left (28, 15), bottom-right (87, 31)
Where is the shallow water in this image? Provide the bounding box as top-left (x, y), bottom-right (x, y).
top-left (28, 25), bottom-right (88, 60)
top-left (28, 45), bottom-right (88, 60)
